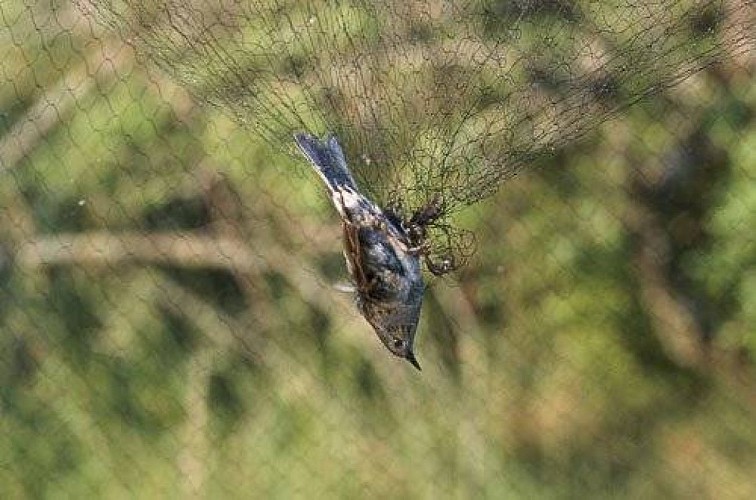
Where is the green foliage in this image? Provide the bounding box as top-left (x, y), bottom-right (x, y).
top-left (1, 1), bottom-right (755, 498)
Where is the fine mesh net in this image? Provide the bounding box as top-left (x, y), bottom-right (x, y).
top-left (2, 1), bottom-right (756, 497)
top-left (75, 0), bottom-right (755, 269)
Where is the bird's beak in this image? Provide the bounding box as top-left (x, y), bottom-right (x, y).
top-left (406, 351), bottom-right (422, 371)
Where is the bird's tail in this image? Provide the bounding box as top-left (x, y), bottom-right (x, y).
top-left (294, 132), bottom-right (358, 193)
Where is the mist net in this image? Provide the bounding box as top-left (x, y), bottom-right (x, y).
top-left (76, 0), bottom-right (754, 272)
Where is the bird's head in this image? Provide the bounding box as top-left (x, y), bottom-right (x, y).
top-left (380, 324), bottom-right (422, 370)
top-left (361, 301), bottom-right (422, 370)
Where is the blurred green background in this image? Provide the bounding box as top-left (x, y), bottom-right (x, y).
top-left (1, 1), bottom-right (755, 498)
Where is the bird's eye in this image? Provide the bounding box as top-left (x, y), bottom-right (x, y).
top-left (393, 338), bottom-right (405, 349)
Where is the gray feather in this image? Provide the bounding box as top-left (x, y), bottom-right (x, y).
top-left (294, 132), bottom-right (357, 192)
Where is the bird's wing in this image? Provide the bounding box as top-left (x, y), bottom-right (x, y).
top-left (342, 219), bottom-right (369, 293)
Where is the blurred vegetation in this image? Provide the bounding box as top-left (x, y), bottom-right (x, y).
top-left (1, 1), bottom-right (755, 498)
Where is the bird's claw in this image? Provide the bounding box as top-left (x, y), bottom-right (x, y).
top-left (425, 254), bottom-right (455, 276)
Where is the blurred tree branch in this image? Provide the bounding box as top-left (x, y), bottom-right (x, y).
top-left (0, 28), bottom-right (197, 174)
top-left (15, 228), bottom-right (352, 324)
top-left (0, 40), bottom-right (126, 172)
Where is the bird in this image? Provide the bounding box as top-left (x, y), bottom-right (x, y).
top-left (294, 132), bottom-right (425, 370)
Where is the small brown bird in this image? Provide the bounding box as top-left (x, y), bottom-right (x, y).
top-left (295, 132), bottom-right (425, 369)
